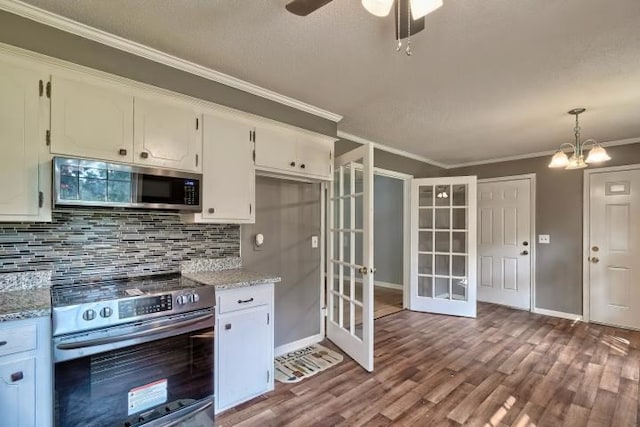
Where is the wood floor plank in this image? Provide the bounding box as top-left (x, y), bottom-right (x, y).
top-left (215, 303), bottom-right (640, 427)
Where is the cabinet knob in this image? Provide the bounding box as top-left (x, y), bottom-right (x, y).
top-left (208, 208), bottom-right (215, 214)
top-left (0, 340), bottom-right (7, 347)
top-left (140, 152), bottom-right (149, 159)
top-left (118, 148), bottom-right (127, 156)
top-left (290, 162), bottom-right (296, 167)
top-left (10, 371), bottom-right (23, 382)
top-left (225, 324), bottom-right (232, 330)
top-left (300, 164), bottom-right (306, 169)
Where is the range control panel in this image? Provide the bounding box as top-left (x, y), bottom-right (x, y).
top-left (119, 294), bottom-right (173, 319)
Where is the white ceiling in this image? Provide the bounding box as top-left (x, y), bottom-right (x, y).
top-left (17, 0), bottom-right (640, 165)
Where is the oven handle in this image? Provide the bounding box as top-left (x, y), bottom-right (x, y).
top-left (56, 313), bottom-right (214, 351)
top-left (161, 400), bottom-right (213, 427)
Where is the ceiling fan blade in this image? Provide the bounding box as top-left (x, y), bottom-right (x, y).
top-left (395, 0), bottom-right (425, 39)
top-left (285, 0), bottom-right (334, 16)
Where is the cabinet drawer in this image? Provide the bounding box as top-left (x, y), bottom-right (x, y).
top-left (0, 324), bottom-right (37, 357)
top-left (218, 285), bottom-right (272, 314)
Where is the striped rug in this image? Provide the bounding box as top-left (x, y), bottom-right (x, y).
top-left (274, 344), bottom-right (343, 383)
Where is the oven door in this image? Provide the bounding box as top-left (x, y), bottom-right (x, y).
top-left (53, 309), bottom-right (214, 427)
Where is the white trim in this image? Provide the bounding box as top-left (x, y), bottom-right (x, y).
top-left (374, 281), bottom-right (403, 290)
top-left (337, 131), bottom-right (448, 169)
top-left (274, 333), bottom-right (324, 357)
top-left (478, 174), bottom-right (536, 312)
top-left (582, 163), bottom-right (640, 323)
top-left (533, 307), bottom-right (583, 322)
top-left (0, 0), bottom-right (342, 123)
top-left (320, 182), bottom-right (327, 338)
top-left (448, 137), bottom-right (640, 169)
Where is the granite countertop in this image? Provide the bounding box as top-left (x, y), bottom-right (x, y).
top-left (0, 271), bottom-right (52, 322)
top-left (182, 269), bottom-right (281, 290)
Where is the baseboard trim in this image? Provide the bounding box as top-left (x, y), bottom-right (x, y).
top-left (533, 307), bottom-right (583, 322)
top-left (275, 333), bottom-right (324, 357)
top-left (374, 281), bottom-right (403, 290)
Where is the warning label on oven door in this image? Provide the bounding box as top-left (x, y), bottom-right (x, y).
top-left (128, 379), bottom-right (168, 415)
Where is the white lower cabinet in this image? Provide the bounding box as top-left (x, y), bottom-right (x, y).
top-left (215, 284), bottom-right (274, 413)
top-left (0, 317), bottom-right (52, 427)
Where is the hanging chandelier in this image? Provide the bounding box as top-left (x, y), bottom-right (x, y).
top-left (548, 108), bottom-right (611, 170)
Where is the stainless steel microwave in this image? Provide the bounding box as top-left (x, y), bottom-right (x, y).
top-left (53, 157), bottom-right (202, 211)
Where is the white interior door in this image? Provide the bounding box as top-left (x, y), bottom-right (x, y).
top-left (589, 168), bottom-right (640, 329)
top-left (327, 145), bottom-right (374, 372)
top-left (477, 178), bottom-right (532, 310)
top-left (410, 176), bottom-right (477, 317)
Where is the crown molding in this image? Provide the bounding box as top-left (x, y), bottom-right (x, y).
top-left (447, 137), bottom-right (640, 169)
top-left (337, 131), bottom-right (449, 169)
top-left (0, 0), bottom-right (343, 123)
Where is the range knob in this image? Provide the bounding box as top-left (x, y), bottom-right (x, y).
top-left (188, 293), bottom-right (200, 304)
top-left (176, 295), bottom-right (189, 305)
top-left (82, 309), bottom-right (96, 321)
top-left (100, 307), bottom-right (113, 318)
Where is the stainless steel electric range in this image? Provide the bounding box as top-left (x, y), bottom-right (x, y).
top-left (51, 273), bottom-right (216, 427)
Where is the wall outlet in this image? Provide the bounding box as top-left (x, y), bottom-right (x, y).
top-left (538, 234), bottom-right (550, 244)
top-left (311, 235), bottom-right (319, 249)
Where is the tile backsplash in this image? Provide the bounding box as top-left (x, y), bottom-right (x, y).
top-left (0, 208), bottom-right (240, 285)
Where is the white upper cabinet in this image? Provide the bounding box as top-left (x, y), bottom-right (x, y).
top-left (133, 96), bottom-right (202, 172)
top-left (50, 74), bottom-right (134, 163)
top-left (254, 122), bottom-right (333, 181)
top-left (194, 113), bottom-right (255, 223)
top-left (0, 59), bottom-right (50, 221)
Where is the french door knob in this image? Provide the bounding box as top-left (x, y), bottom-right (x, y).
top-left (591, 257), bottom-right (600, 264)
top-left (592, 246), bottom-right (599, 252)
top-left (521, 250), bottom-right (529, 256)
top-left (523, 241), bottom-right (529, 246)
top-left (358, 266), bottom-right (368, 275)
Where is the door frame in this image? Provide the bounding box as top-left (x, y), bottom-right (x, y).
top-left (477, 173), bottom-right (537, 312)
top-left (582, 164), bottom-right (640, 323)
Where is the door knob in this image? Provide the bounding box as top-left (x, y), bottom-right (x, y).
top-left (592, 246), bottom-right (599, 252)
top-left (521, 250), bottom-right (529, 256)
top-left (358, 266), bottom-right (368, 275)
top-left (523, 241), bottom-right (529, 246)
top-left (590, 257), bottom-right (600, 264)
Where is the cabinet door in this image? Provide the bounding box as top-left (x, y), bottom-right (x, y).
top-left (134, 97), bottom-right (202, 172)
top-left (50, 75), bottom-right (134, 162)
top-left (254, 124), bottom-right (299, 174)
top-left (217, 305), bottom-right (271, 411)
top-left (0, 61), bottom-right (43, 219)
top-left (296, 137), bottom-right (332, 179)
top-left (201, 114), bottom-right (255, 222)
top-left (0, 357), bottom-right (36, 427)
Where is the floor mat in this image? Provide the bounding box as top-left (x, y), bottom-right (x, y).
top-left (274, 344), bottom-right (343, 383)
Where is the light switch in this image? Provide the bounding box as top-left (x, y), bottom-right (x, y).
top-left (311, 236), bottom-right (319, 248)
top-left (538, 234), bottom-right (550, 244)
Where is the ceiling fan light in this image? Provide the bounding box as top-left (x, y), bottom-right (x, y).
top-left (548, 150), bottom-right (569, 168)
top-left (565, 155), bottom-right (587, 170)
top-left (361, 0), bottom-right (394, 17)
top-left (410, 0), bottom-right (443, 19)
top-left (585, 145), bottom-right (611, 164)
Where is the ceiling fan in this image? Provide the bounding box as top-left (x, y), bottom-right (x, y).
top-left (285, 0), bottom-right (443, 54)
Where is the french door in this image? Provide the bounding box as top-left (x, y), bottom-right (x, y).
top-left (410, 176), bottom-right (478, 317)
top-left (327, 145), bottom-right (374, 372)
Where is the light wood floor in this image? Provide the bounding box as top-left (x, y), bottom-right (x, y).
top-left (374, 286), bottom-right (404, 319)
top-left (215, 303), bottom-right (640, 426)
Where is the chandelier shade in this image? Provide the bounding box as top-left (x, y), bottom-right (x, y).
top-left (410, 0), bottom-right (443, 19)
top-left (361, 0), bottom-right (394, 17)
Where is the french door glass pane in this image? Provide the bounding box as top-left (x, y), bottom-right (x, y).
top-left (354, 304), bottom-right (363, 340)
top-left (419, 209), bottom-right (433, 229)
top-left (355, 168), bottom-right (364, 194)
top-left (452, 279), bottom-right (467, 300)
top-left (419, 231), bottom-right (433, 252)
top-left (452, 255), bottom-right (466, 277)
top-left (419, 186), bottom-right (433, 206)
top-left (435, 255), bottom-right (449, 276)
top-left (435, 278), bottom-right (450, 299)
top-left (452, 232), bottom-right (467, 253)
top-left (341, 296), bottom-right (351, 329)
top-left (435, 185), bottom-right (451, 206)
top-left (355, 195), bottom-right (363, 229)
top-left (435, 232), bottom-right (450, 252)
top-left (435, 209), bottom-right (450, 229)
top-left (453, 208), bottom-right (467, 230)
top-left (452, 184), bottom-right (467, 206)
top-left (332, 293), bottom-right (340, 323)
top-left (418, 254), bottom-right (433, 275)
top-left (418, 276), bottom-right (433, 297)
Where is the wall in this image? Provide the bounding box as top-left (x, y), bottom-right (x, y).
top-left (335, 139), bottom-right (445, 178)
top-left (374, 175), bottom-right (404, 285)
top-left (0, 208), bottom-right (239, 284)
top-left (241, 177), bottom-right (321, 348)
top-left (450, 142), bottom-right (640, 315)
top-left (0, 10), bottom-right (337, 137)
